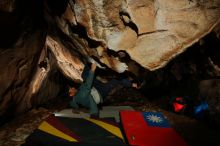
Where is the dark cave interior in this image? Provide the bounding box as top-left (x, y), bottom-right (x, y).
top-left (0, 0), bottom-right (220, 146)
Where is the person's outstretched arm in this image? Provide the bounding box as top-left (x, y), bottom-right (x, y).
top-left (83, 63), bottom-right (97, 90)
top-left (74, 63), bottom-right (97, 100)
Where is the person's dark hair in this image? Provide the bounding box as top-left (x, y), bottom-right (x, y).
top-left (66, 80), bottom-right (80, 88)
top-left (117, 50), bottom-right (131, 62)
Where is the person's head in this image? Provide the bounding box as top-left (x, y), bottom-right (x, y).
top-left (67, 79), bottom-right (80, 97)
top-left (69, 86), bottom-right (78, 97)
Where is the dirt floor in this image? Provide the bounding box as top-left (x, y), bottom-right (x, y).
top-left (0, 88), bottom-right (220, 146)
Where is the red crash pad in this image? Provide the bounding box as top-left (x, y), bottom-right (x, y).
top-left (120, 111), bottom-right (189, 146)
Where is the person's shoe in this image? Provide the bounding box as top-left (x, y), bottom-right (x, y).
top-left (90, 113), bottom-right (99, 119)
top-left (72, 108), bottom-right (80, 114)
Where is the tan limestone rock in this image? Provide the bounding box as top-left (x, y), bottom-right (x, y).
top-left (121, 0), bottom-right (220, 70)
top-left (123, 0), bottom-right (156, 34)
top-left (74, 0), bottom-right (124, 42)
top-left (46, 36), bottom-right (84, 82)
top-left (71, 0), bottom-right (220, 71)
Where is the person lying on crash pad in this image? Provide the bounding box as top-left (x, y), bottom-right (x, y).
top-left (68, 63), bottom-right (141, 117)
top-left (69, 63), bottom-right (99, 117)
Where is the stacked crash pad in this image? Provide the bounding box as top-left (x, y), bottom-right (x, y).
top-left (24, 106), bottom-right (132, 146)
top-left (23, 106), bottom-right (188, 146)
top-left (24, 115), bottom-right (126, 146)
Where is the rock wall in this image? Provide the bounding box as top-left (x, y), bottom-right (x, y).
top-left (0, 0), bottom-right (220, 117)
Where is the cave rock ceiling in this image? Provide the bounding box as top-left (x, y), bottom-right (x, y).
top-left (69, 0), bottom-right (220, 71)
top-left (0, 0), bottom-right (220, 115)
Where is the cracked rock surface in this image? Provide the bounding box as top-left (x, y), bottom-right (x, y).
top-left (0, 0), bottom-right (220, 117)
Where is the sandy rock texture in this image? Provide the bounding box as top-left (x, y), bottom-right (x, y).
top-left (71, 0), bottom-right (220, 70)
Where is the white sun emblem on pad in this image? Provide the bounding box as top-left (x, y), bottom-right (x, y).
top-left (147, 114), bottom-right (163, 123)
